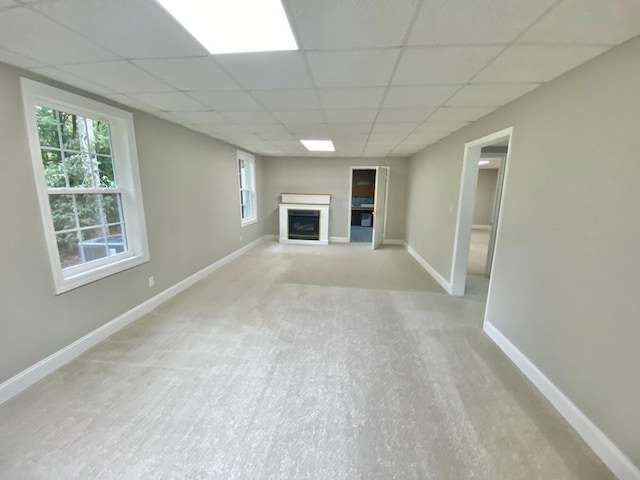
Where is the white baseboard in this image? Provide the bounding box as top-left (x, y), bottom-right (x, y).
top-left (472, 224), bottom-right (492, 230)
top-left (329, 236), bottom-right (349, 243)
top-left (0, 235), bottom-right (267, 406)
top-left (483, 321), bottom-right (640, 480)
top-left (383, 239), bottom-right (406, 246)
top-left (405, 244), bottom-right (452, 294)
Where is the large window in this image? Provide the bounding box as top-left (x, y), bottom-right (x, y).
top-left (238, 150), bottom-right (257, 226)
top-left (21, 79), bottom-right (149, 294)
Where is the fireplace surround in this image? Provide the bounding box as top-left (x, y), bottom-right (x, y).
top-left (279, 194), bottom-right (330, 245)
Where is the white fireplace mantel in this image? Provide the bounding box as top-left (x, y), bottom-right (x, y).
top-left (279, 194), bottom-right (330, 245)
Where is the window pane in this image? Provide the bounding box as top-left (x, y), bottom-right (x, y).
top-left (241, 189), bottom-right (250, 205)
top-left (103, 194), bottom-right (123, 224)
top-left (59, 112), bottom-right (81, 150)
top-left (56, 232), bottom-right (82, 269)
top-left (92, 120), bottom-right (112, 155)
top-left (41, 149), bottom-right (66, 188)
top-left (35, 107), bottom-right (60, 148)
top-left (49, 194), bottom-right (76, 231)
top-left (80, 227), bottom-right (108, 262)
top-left (96, 155), bottom-right (116, 187)
top-left (242, 204), bottom-right (251, 219)
top-left (76, 194), bottom-right (102, 227)
top-left (63, 152), bottom-right (92, 188)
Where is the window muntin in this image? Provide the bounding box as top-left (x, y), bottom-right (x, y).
top-left (238, 151), bottom-right (257, 226)
top-left (22, 79), bottom-right (149, 294)
top-left (37, 107), bottom-right (129, 269)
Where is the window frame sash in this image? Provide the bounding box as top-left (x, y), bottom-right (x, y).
top-left (21, 78), bottom-right (150, 294)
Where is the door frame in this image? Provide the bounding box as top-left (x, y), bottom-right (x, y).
top-left (347, 166), bottom-right (390, 244)
top-left (450, 127), bottom-right (513, 296)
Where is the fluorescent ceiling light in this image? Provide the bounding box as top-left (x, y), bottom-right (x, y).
top-left (156, 0), bottom-right (298, 54)
top-left (300, 140), bottom-right (335, 152)
top-left (478, 160), bottom-right (490, 165)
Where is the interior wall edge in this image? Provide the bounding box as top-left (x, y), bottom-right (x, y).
top-left (405, 244), bottom-right (452, 294)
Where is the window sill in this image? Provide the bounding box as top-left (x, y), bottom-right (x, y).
top-left (55, 253), bottom-right (150, 295)
top-left (241, 217), bottom-right (258, 228)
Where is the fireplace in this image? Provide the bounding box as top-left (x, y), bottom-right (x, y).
top-left (288, 210), bottom-right (320, 240)
top-left (279, 193), bottom-right (330, 245)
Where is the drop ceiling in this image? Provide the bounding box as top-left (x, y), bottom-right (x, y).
top-left (1, 0), bottom-right (639, 157)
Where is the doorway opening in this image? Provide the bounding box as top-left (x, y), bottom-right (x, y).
top-left (450, 127), bottom-right (512, 296)
top-left (348, 166), bottom-right (389, 249)
top-left (468, 147), bottom-right (506, 276)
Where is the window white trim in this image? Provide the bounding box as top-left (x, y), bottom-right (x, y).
top-left (237, 150), bottom-right (258, 227)
top-left (21, 78), bottom-right (150, 294)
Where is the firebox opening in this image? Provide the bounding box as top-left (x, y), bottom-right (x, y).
top-left (288, 210), bottom-right (320, 240)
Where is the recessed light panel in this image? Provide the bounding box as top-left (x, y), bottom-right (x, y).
top-left (478, 160), bottom-right (490, 165)
top-left (300, 140), bottom-right (335, 152)
top-left (155, 0), bottom-right (298, 55)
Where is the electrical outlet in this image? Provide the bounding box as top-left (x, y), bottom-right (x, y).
top-left (148, 276), bottom-right (154, 287)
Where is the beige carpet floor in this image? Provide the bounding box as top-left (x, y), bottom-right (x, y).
top-left (0, 242), bottom-right (613, 479)
top-left (468, 228), bottom-right (491, 276)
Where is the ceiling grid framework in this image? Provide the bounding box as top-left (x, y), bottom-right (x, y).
top-left (0, 0), bottom-right (639, 156)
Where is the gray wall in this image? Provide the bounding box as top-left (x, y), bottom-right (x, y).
top-left (473, 169), bottom-right (498, 226)
top-left (0, 62), bottom-right (264, 383)
top-left (406, 37), bottom-right (640, 466)
top-left (262, 157), bottom-right (409, 240)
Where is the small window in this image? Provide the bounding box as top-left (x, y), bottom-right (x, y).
top-left (21, 79), bottom-right (150, 294)
top-left (238, 150), bottom-right (257, 227)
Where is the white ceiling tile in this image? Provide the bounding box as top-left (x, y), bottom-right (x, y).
top-left (383, 85), bottom-right (459, 107)
top-left (330, 133), bottom-right (369, 143)
top-left (187, 91), bottom-right (262, 111)
top-left (169, 111), bottom-right (230, 124)
top-left (216, 52), bottom-right (312, 89)
top-left (307, 49), bottom-right (400, 87)
top-left (323, 109), bottom-right (378, 123)
top-left (272, 110), bottom-right (325, 123)
top-left (269, 141), bottom-right (310, 154)
top-left (61, 61), bottom-right (173, 93)
top-left (368, 132), bottom-right (409, 143)
top-left (474, 45), bottom-right (609, 83)
top-left (370, 122), bottom-right (420, 134)
top-left (393, 46), bottom-right (502, 85)
top-left (34, 0), bottom-right (207, 58)
top-left (202, 124), bottom-right (256, 134)
top-left (521, 0), bottom-right (640, 45)
top-left (0, 47), bottom-right (43, 69)
top-left (409, 0), bottom-right (557, 45)
top-left (104, 93), bottom-right (163, 112)
top-left (283, 123), bottom-right (330, 136)
top-left (377, 107), bottom-right (436, 122)
top-left (133, 58), bottom-right (241, 91)
top-left (318, 87), bottom-right (385, 109)
top-left (128, 92), bottom-right (206, 111)
top-left (327, 123), bottom-right (373, 135)
top-left (427, 106), bottom-right (495, 122)
top-left (250, 89), bottom-right (321, 110)
top-left (257, 132), bottom-right (297, 141)
top-left (414, 120), bottom-right (470, 134)
top-left (240, 124), bottom-right (291, 135)
top-left (0, 8), bottom-right (118, 65)
top-left (288, 0), bottom-right (418, 49)
top-left (32, 66), bottom-right (116, 94)
top-left (446, 83), bottom-right (539, 106)
top-left (335, 147), bottom-right (366, 157)
top-left (223, 111), bottom-right (278, 124)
